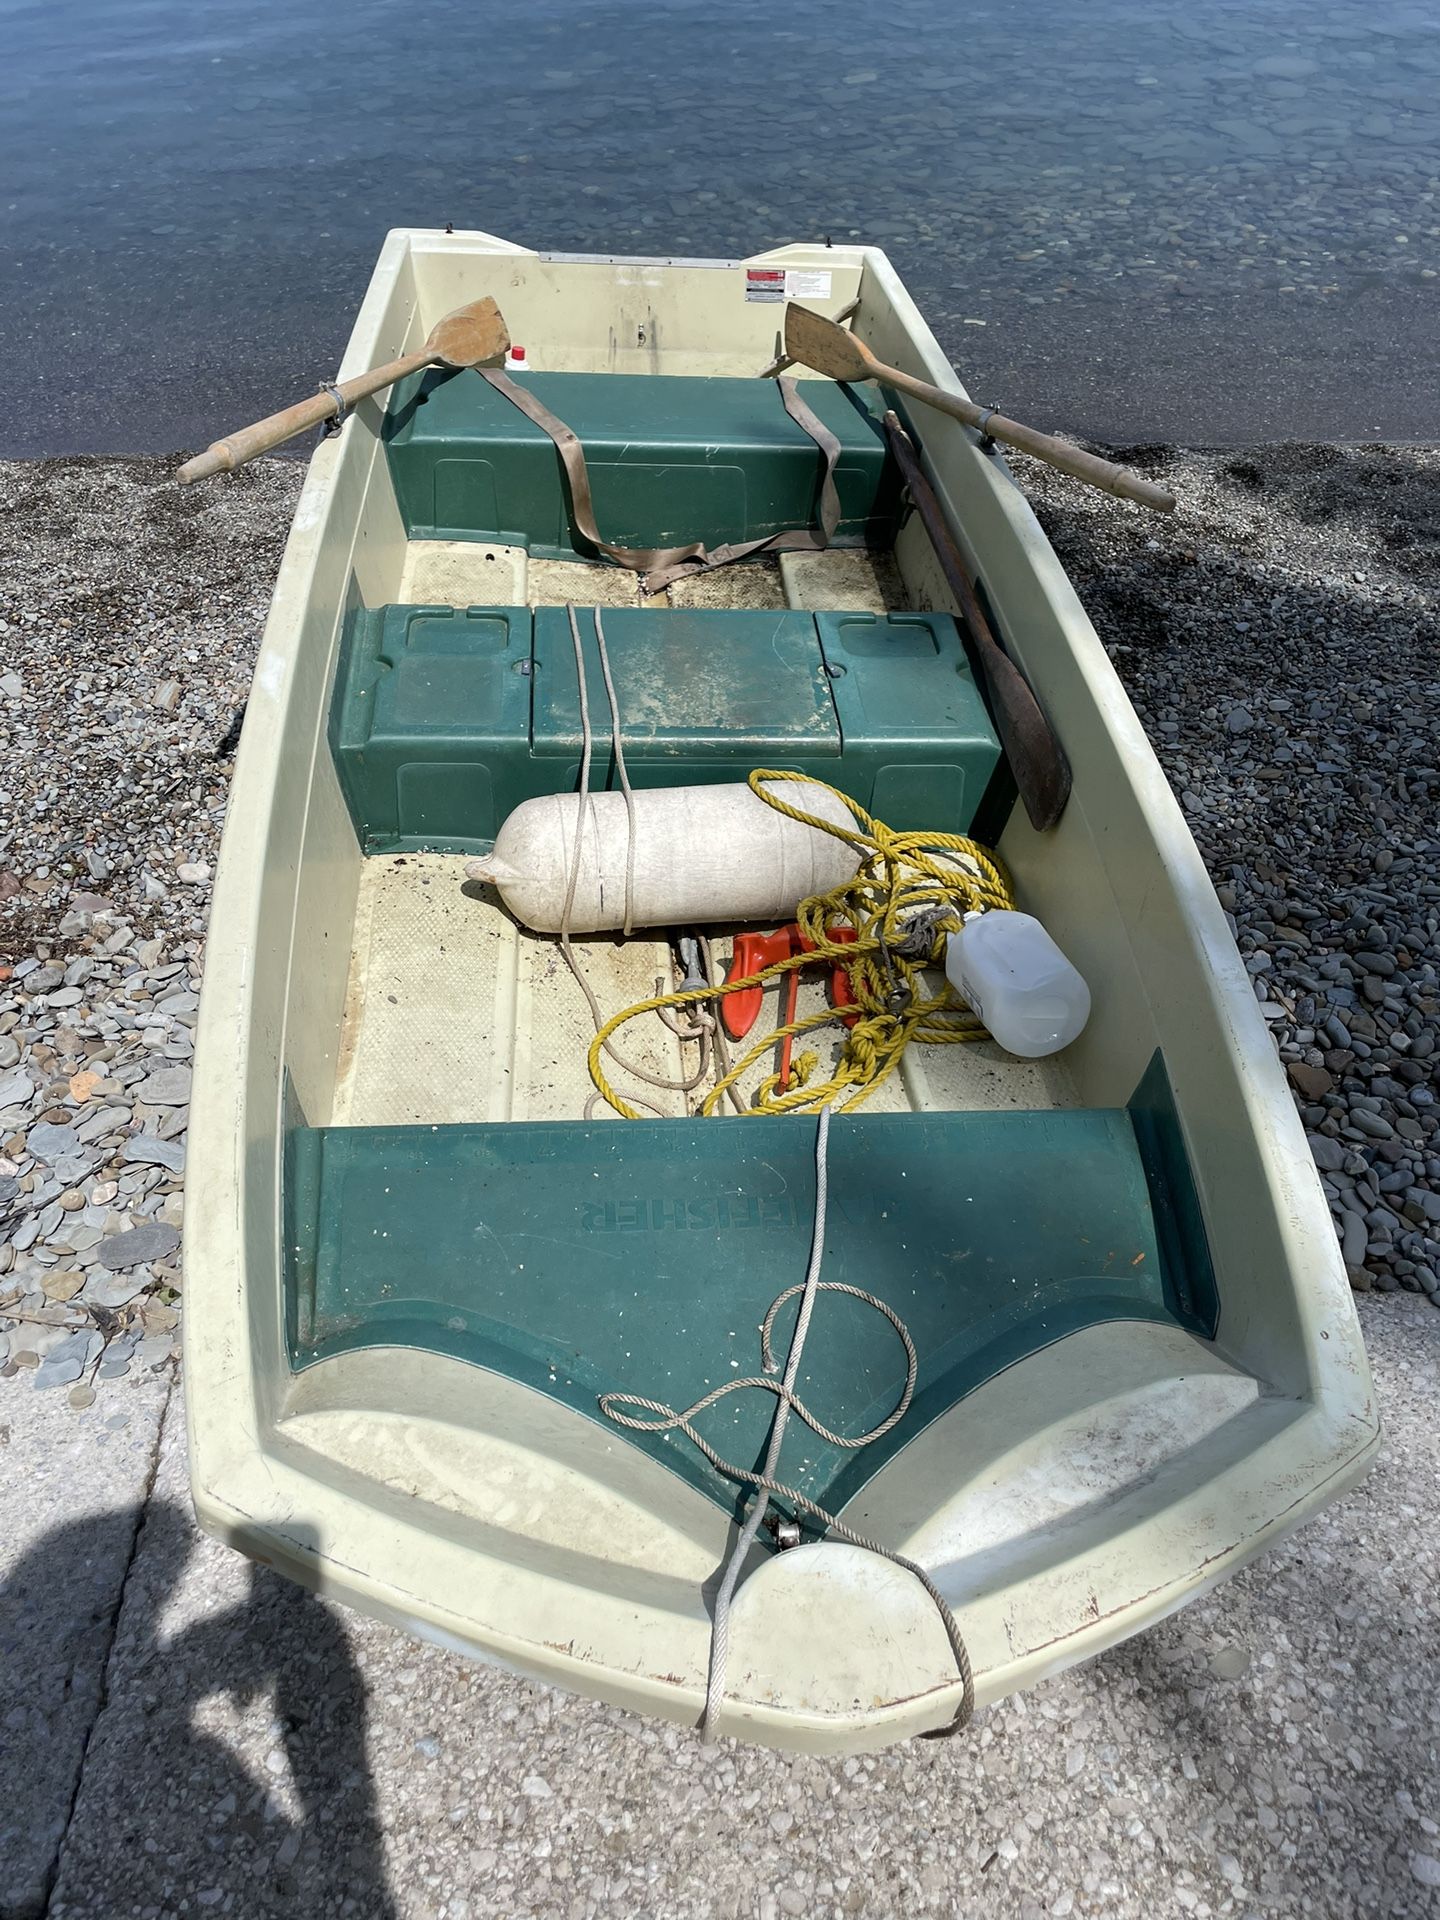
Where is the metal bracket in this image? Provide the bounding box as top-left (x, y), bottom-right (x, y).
top-left (674, 934), bottom-right (707, 994)
top-left (318, 381), bottom-right (348, 435)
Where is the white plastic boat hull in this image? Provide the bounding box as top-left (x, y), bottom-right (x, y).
top-left (184, 230), bottom-right (1378, 1753)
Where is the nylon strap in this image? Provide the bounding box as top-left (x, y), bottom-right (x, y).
top-left (477, 367), bottom-right (842, 595)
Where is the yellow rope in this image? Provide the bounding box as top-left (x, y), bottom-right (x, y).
top-left (587, 770), bottom-right (1017, 1118)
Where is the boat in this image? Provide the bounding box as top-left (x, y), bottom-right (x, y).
top-left (185, 228), bottom-right (1378, 1754)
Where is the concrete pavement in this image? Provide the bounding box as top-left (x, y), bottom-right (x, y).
top-left (1, 1297), bottom-right (1435, 1919)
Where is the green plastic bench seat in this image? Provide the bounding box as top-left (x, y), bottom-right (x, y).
top-left (284, 1057), bottom-right (1217, 1517)
top-left (382, 369), bottom-right (900, 555)
top-left (329, 604), bottom-right (1001, 852)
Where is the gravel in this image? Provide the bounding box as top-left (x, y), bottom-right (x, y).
top-left (1, 454), bottom-right (300, 1391)
top-left (0, 453), bottom-right (299, 953)
top-left (1018, 440), bottom-right (1439, 1303)
top-left (1, 438), bottom-right (1436, 1401)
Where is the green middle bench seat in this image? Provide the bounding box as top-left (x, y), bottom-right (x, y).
top-left (382, 369), bottom-right (899, 553)
top-left (330, 605), bottom-right (1002, 852)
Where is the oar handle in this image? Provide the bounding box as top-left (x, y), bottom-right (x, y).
top-left (878, 365), bottom-right (1176, 513)
top-left (176, 347), bottom-right (435, 484)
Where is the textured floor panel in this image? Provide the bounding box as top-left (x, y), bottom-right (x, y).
top-left (664, 558), bottom-right (788, 609)
top-left (513, 926), bottom-right (693, 1121)
top-left (333, 855), bottom-right (511, 1127)
top-left (392, 542), bottom-right (904, 615)
top-left (904, 1027), bottom-right (1080, 1112)
top-left (780, 547), bottom-right (906, 612)
top-left (335, 856), bottom-right (704, 1125)
top-left (527, 556), bottom-right (643, 607)
top-left (396, 540), bottom-right (526, 606)
top-left (333, 860), bottom-right (1075, 1125)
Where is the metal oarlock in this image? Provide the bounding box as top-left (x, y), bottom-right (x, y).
top-left (317, 381), bottom-right (348, 434)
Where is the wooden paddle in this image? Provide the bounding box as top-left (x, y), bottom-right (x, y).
top-left (883, 412), bottom-right (1071, 832)
top-left (784, 305), bottom-right (1176, 514)
top-left (176, 297), bottom-right (510, 485)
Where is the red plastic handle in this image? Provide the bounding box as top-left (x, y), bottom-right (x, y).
top-left (722, 928), bottom-right (801, 1039)
top-left (720, 925), bottom-right (858, 1091)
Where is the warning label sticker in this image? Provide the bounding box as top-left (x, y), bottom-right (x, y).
top-left (744, 266), bottom-right (834, 303)
top-left (744, 267), bottom-right (787, 303)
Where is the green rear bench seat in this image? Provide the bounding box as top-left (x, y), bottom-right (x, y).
top-left (382, 369), bottom-right (900, 554)
top-left (283, 1078), bottom-right (1217, 1515)
top-left (330, 605), bottom-right (1001, 852)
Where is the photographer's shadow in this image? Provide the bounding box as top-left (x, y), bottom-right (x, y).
top-left (1, 1497), bottom-right (398, 1918)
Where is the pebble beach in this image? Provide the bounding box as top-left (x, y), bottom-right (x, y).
top-left (1, 444), bottom-right (1438, 1919)
top-left (0, 457), bottom-right (298, 1395)
top-left (1022, 441), bottom-right (1440, 1302)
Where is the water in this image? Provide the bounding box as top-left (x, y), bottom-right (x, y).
top-left (3, 0), bottom-right (1438, 455)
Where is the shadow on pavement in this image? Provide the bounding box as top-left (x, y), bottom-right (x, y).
top-left (0, 1498), bottom-right (398, 1919)
top-left (1, 1505), bottom-right (142, 1920)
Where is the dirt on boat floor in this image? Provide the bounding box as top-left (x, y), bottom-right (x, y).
top-left (0, 444), bottom-right (1438, 1918)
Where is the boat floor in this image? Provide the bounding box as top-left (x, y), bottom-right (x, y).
top-left (394, 541), bottom-right (907, 616)
top-left (328, 853), bottom-right (1079, 1128)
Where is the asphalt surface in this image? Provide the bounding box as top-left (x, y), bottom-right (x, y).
top-left (0, 1296), bottom-right (1433, 1919)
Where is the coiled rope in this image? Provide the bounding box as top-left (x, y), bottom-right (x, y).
top-left (600, 1104), bottom-right (975, 1738)
top-left (587, 769), bottom-right (1016, 1118)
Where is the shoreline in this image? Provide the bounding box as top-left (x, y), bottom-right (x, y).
top-left (15, 425), bottom-right (1440, 467)
top-left (6, 263), bottom-right (1440, 460)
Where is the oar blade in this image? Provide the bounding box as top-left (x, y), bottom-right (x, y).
top-left (428, 296), bottom-right (511, 370)
top-left (782, 303), bottom-right (871, 381)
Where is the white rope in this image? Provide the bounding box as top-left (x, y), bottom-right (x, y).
top-left (592, 606), bottom-right (638, 939)
top-left (601, 1100), bottom-right (977, 1738)
top-left (548, 612), bottom-right (973, 1731)
top-left (558, 603), bottom-right (596, 943)
top-left (703, 1101), bottom-right (835, 1740)
top-left (554, 602), bottom-right (972, 1732)
top-left (561, 604), bottom-right (714, 1116)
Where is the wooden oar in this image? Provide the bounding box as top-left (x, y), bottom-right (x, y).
top-left (176, 297), bottom-right (510, 485)
top-left (784, 305), bottom-right (1176, 514)
top-left (883, 412), bottom-right (1071, 832)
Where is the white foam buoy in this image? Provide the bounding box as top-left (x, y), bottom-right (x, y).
top-left (465, 779), bottom-right (861, 934)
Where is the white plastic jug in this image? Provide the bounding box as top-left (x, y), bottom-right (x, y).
top-left (944, 910), bottom-right (1090, 1059)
